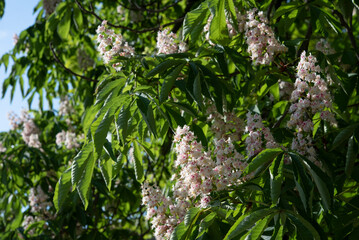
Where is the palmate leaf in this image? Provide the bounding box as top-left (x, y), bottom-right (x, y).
top-left (146, 59), bottom-right (186, 78)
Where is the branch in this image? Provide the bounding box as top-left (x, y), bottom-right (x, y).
top-left (75, 0), bottom-right (184, 33)
top-left (118, 0), bottom-right (183, 13)
top-left (49, 42), bottom-right (98, 83)
top-left (333, 10), bottom-right (359, 62)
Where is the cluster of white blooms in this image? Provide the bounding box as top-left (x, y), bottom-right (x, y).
top-left (156, 28), bottom-right (187, 54)
top-left (288, 51), bottom-right (336, 166)
top-left (244, 9), bottom-right (287, 65)
top-left (291, 132), bottom-right (317, 164)
top-left (206, 104), bottom-right (244, 141)
top-left (23, 185), bottom-right (53, 234)
top-left (43, 0), bottom-right (61, 15)
top-left (22, 119), bottom-right (42, 149)
top-left (96, 20), bottom-right (135, 70)
top-left (288, 51), bottom-right (336, 132)
top-left (245, 112), bottom-right (278, 158)
top-left (142, 125), bottom-right (249, 239)
top-left (10, 110), bottom-right (42, 149)
top-left (0, 141), bottom-right (5, 152)
top-left (56, 130), bottom-right (81, 150)
top-left (59, 96), bottom-right (75, 116)
top-left (315, 39), bottom-right (335, 55)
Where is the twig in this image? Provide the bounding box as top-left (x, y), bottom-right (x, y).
top-left (118, 0), bottom-right (182, 13)
top-left (333, 10), bottom-right (359, 62)
top-left (75, 0), bottom-right (184, 33)
top-left (49, 42), bottom-right (98, 83)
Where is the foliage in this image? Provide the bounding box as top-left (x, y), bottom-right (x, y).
top-left (1, 0), bottom-right (359, 239)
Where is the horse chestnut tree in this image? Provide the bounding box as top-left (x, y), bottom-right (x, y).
top-left (1, 0), bottom-right (359, 239)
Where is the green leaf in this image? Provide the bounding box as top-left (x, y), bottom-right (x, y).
top-left (244, 148), bottom-right (283, 175)
top-left (133, 141), bottom-right (144, 182)
top-left (159, 64), bottom-right (185, 104)
top-left (71, 142), bottom-right (95, 209)
top-left (346, 136), bottom-right (358, 177)
top-left (71, 143), bottom-right (94, 187)
top-left (184, 208), bottom-right (201, 226)
top-left (269, 153), bottom-right (284, 205)
top-left (291, 154), bottom-right (314, 212)
top-left (92, 107), bottom-right (115, 159)
top-left (73, 6), bottom-right (83, 30)
top-left (0, 0), bottom-right (4, 19)
top-left (291, 153), bottom-right (332, 211)
top-left (209, 0), bottom-right (230, 45)
top-left (193, 73), bottom-right (203, 109)
top-left (331, 124), bottom-right (359, 150)
top-left (100, 155), bottom-right (113, 190)
top-left (273, 2), bottom-right (302, 20)
top-left (224, 208), bottom-right (278, 240)
top-left (246, 214), bottom-right (274, 240)
top-left (137, 96), bottom-right (157, 137)
top-left (116, 104), bottom-right (132, 143)
top-left (53, 168), bottom-right (72, 212)
top-left (57, 9), bottom-right (71, 40)
top-left (76, 152), bottom-right (95, 210)
top-left (170, 221), bottom-right (187, 240)
top-left (182, 3), bottom-right (210, 43)
top-left (146, 60), bottom-right (186, 78)
top-left (286, 210), bottom-right (320, 240)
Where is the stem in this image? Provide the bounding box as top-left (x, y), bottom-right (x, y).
top-left (49, 42), bottom-right (98, 83)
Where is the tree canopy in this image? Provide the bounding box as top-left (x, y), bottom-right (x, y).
top-left (1, 0), bottom-right (359, 239)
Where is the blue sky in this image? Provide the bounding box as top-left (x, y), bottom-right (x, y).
top-left (0, 0), bottom-right (41, 131)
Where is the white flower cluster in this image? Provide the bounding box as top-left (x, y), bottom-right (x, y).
top-left (9, 110), bottom-right (42, 149)
top-left (96, 20), bottom-right (135, 70)
top-left (206, 104), bottom-right (244, 141)
top-left (58, 96), bottom-right (75, 116)
top-left (142, 125), bottom-right (249, 239)
top-left (315, 39), bottom-right (335, 55)
top-left (43, 0), bottom-right (61, 15)
top-left (288, 51), bottom-right (336, 166)
top-left (244, 9), bottom-right (287, 65)
top-left (22, 119), bottom-right (42, 149)
top-left (245, 112), bottom-right (278, 158)
top-left (56, 130), bottom-right (81, 150)
top-left (156, 28), bottom-right (187, 54)
top-left (23, 185), bottom-right (53, 234)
